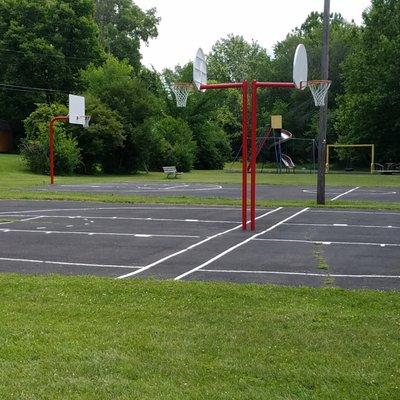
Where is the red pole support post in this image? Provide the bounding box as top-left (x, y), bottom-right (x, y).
top-left (241, 80), bottom-right (248, 230)
top-left (250, 80), bottom-right (257, 231)
top-left (49, 116), bottom-right (68, 184)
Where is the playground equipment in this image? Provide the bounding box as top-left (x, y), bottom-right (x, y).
top-left (326, 144), bottom-right (375, 174)
top-left (281, 154), bottom-right (295, 171)
top-left (373, 162), bottom-right (400, 174)
top-left (269, 129), bottom-right (293, 173)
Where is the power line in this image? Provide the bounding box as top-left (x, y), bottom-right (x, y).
top-left (0, 83), bottom-right (70, 95)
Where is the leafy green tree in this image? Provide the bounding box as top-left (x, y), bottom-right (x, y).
top-left (207, 34), bottom-right (272, 83)
top-left (81, 56), bottom-right (164, 172)
top-left (335, 0), bottom-right (400, 162)
top-left (94, 0), bottom-right (159, 71)
top-left (163, 56), bottom-right (243, 160)
top-left (269, 12), bottom-right (361, 145)
top-left (0, 0), bottom-right (103, 138)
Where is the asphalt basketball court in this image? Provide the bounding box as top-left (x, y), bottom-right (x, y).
top-left (1, 200), bottom-right (399, 290)
top-left (2, 43), bottom-right (399, 290)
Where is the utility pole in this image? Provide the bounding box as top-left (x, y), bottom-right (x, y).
top-left (317, 0), bottom-right (330, 204)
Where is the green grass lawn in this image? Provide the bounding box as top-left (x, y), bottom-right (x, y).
top-left (1, 156), bottom-right (399, 398)
top-left (0, 274), bottom-right (399, 400)
top-left (1, 154), bottom-right (399, 210)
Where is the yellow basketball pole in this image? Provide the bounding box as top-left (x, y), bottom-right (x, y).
top-left (371, 144), bottom-right (375, 173)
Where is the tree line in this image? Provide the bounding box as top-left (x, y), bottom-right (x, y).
top-left (0, 0), bottom-right (398, 174)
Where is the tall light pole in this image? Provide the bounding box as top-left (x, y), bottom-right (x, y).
top-left (317, 0), bottom-right (330, 204)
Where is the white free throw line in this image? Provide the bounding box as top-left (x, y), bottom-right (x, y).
top-left (0, 257), bottom-right (141, 269)
top-left (116, 208), bottom-right (283, 280)
top-left (330, 186), bottom-right (360, 201)
top-left (174, 208), bottom-right (310, 281)
top-left (199, 269), bottom-right (400, 279)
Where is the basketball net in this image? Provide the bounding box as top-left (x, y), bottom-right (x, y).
top-left (76, 115), bottom-right (91, 128)
top-left (306, 80), bottom-right (331, 107)
top-left (171, 83), bottom-right (194, 107)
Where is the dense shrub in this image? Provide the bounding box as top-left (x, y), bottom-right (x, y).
top-left (73, 95), bottom-right (125, 173)
top-left (21, 103), bottom-right (81, 175)
top-left (151, 116), bottom-right (196, 172)
top-left (20, 131), bottom-right (81, 175)
top-left (193, 121), bottom-right (231, 169)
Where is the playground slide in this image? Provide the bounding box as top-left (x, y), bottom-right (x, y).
top-left (276, 129), bottom-right (292, 145)
top-left (246, 128), bottom-right (294, 172)
top-left (267, 129), bottom-right (293, 150)
top-left (281, 153), bottom-right (295, 169)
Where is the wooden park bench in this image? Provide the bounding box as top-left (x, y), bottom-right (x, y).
top-left (162, 166), bottom-right (183, 178)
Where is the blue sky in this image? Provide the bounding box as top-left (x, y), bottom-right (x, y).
top-left (134, 0), bottom-right (372, 71)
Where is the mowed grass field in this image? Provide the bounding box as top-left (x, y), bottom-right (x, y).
top-left (0, 154), bottom-right (400, 399)
top-left (0, 274), bottom-right (399, 400)
top-left (1, 154), bottom-right (400, 210)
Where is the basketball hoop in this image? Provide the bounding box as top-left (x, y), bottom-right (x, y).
top-left (83, 115), bottom-right (91, 128)
top-left (75, 115), bottom-right (91, 128)
top-left (171, 83), bottom-right (194, 107)
top-left (304, 80), bottom-right (331, 107)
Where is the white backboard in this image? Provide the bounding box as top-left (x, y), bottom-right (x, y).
top-left (293, 44), bottom-right (308, 90)
top-left (193, 48), bottom-right (207, 92)
top-left (69, 94), bottom-right (85, 125)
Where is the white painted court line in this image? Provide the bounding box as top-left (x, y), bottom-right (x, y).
top-left (0, 228), bottom-right (200, 239)
top-left (302, 189), bottom-right (397, 196)
top-left (0, 216), bottom-right (43, 225)
top-left (54, 184), bottom-right (223, 192)
top-left (199, 269), bottom-right (400, 279)
top-left (116, 208), bottom-right (283, 280)
top-left (0, 214), bottom-right (239, 225)
top-left (20, 216), bottom-right (43, 222)
top-left (330, 186), bottom-right (360, 201)
top-left (310, 209), bottom-right (400, 216)
top-left (0, 257), bottom-right (141, 269)
top-left (254, 238), bottom-right (400, 248)
top-left (174, 208), bottom-right (309, 281)
top-left (284, 222), bottom-right (400, 230)
top-left (0, 205), bottom-right (251, 215)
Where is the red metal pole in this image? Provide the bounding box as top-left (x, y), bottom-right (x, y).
top-left (200, 83), bottom-right (243, 90)
top-left (49, 119), bottom-right (55, 185)
top-left (49, 116), bottom-right (68, 184)
top-left (256, 82), bottom-right (296, 89)
top-left (250, 80), bottom-right (257, 231)
top-left (242, 80), bottom-right (248, 230)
